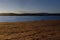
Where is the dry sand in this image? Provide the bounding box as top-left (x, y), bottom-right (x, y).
top-left (0, 20), bottom-right (60, 40)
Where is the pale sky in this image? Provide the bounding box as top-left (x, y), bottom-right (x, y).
top-left (0, 0), bottom-right (60, 13)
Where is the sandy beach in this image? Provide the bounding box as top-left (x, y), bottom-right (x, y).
top-left (0, 20), bottom-right (60, 40)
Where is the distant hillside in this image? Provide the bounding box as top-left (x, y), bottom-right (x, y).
top-left (0, 13), bottom-right (60, 16)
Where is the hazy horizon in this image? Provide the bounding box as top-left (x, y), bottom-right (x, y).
top-left (0, 0), bottom-right (60, 13)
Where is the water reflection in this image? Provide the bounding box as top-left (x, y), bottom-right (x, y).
top-left (0, 16), bottom-right (60, 22)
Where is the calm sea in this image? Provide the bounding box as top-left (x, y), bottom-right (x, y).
top-left (0, 16), bottom-right (60, 22)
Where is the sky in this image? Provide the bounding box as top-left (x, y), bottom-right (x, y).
top-left (0, 0), bottom-right (60, 13)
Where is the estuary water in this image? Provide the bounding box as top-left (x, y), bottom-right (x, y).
top-left (0, 16), bottom-right (60, 22)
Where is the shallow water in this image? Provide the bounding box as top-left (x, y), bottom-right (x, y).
top-left (0, 16), bottom-right (60, 22)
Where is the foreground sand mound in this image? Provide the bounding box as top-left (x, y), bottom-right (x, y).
top-left (0, 20), bottom-right (60, 40)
